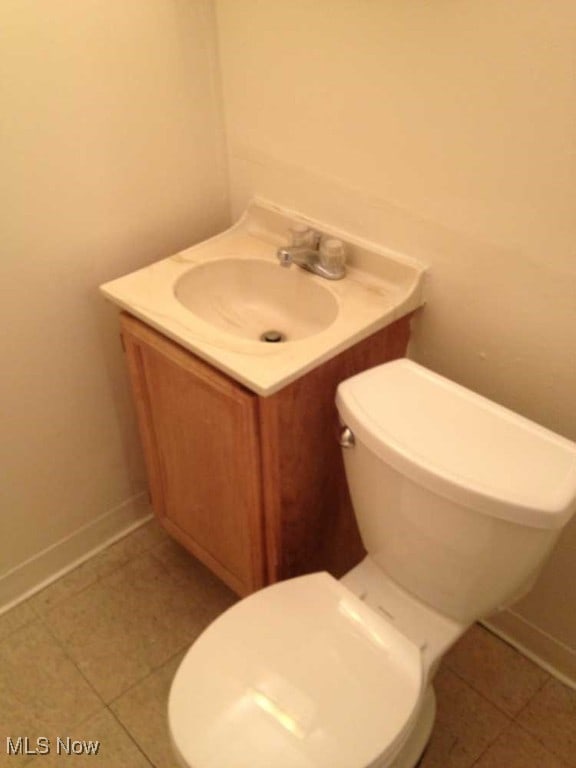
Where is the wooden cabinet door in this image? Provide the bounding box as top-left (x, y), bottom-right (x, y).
top-left (121, 315), bottom-right (265, 595)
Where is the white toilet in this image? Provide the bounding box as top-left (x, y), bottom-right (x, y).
top-left (168, 359), bottom-right (576, 768)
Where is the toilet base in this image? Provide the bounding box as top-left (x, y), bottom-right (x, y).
top-left (384, 686), bottom-right (436, 768)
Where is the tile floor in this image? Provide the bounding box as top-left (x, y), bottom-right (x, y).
top-left (0, 519), bottom-right (574, 767)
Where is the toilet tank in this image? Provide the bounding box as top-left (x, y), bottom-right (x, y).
top-left (336, 360), bottom-right (576, 624)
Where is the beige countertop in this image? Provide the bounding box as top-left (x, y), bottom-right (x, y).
top-left (100, 199), bottom-right (427, 396)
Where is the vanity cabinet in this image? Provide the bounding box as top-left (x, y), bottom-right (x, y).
top-left (120, 312), bottom-right (412, 596)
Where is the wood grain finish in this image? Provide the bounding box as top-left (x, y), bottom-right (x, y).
top-left (259, 315), bottom-right (412, 582)
top-left (120, 312), bottom-right (413, 594)
top-left (121, 314), bottom-right (265, 595)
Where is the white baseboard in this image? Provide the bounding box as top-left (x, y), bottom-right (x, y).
top-left (0, 492), bottom-right (152, 615)
top-left (483, 609), bottom-right (576, 691)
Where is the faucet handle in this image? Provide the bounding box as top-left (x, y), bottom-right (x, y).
top-left (319, 238), bottom-right (346, 276)
top-left (289, 223), bottom-right (309, 247)
top-left (289, 224), bottom-right (320, 249)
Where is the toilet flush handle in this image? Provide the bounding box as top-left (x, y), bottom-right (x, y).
top-left (339, 426), bottom-right (355, 448)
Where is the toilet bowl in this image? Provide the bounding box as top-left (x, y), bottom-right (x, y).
top-left (169, 360), bottom-right (576, 768)
top-left (170, 573), bottom-right (431, 768)
top-left (168, 563), bottom-right (455, 768)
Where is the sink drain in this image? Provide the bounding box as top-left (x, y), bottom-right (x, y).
top-left (260, 329), bottom-right (286, 343)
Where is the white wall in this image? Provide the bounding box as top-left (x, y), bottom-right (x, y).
top-left (0, 0), bottom-right (229, 605)
top-left (215, 0), bottom-right (576, 681)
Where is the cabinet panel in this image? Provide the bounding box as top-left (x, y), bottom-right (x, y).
top-left (259, 315), bottom-right (412, 582)
top-left (121, 315), bottom-right (264, 595)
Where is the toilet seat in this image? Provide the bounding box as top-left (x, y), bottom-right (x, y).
top-left (169, 573), bottom-right (423, 768)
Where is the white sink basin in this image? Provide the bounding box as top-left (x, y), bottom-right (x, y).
top-left (174, 258), bottom-right (338, 342)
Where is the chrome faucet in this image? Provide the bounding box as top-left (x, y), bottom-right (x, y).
top-left (276, 226), bottom-right (346, 280)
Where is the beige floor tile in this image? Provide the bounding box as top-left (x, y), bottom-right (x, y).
top-left (517, 678), bottom-right (576, 767)
top-left (151, 537), bottom-right (238, 620)
top-left (37, 709), bottom-right (153, 768)
top-left (0, 599), bottom-right (36, 643)
top-left (28, 519), bottom-right (170, 616)
top-left (123, 516), bottom-right (174, 555)
top-left (419, 667), bottom-right (510, 768)
top-left (111, 652), bottom-right (186, 768)
top-left (444, 624), bottom-right (549, 716)
top-left (473, 723), bottom-right (570, 768)
top-left (41, 550), bottom-right (216, 703)
top-left (0, 621), bottom-right (103, 768)
top-left (5, 528), bottom-right (575, 768)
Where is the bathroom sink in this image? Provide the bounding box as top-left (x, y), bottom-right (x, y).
top-left (174, 258), bottom-right (338, 342)
top-left (100, 199), bottom-right (426, 395)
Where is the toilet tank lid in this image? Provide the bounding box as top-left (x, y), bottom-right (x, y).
top-left (336, 360), bottom-right (576, 529)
